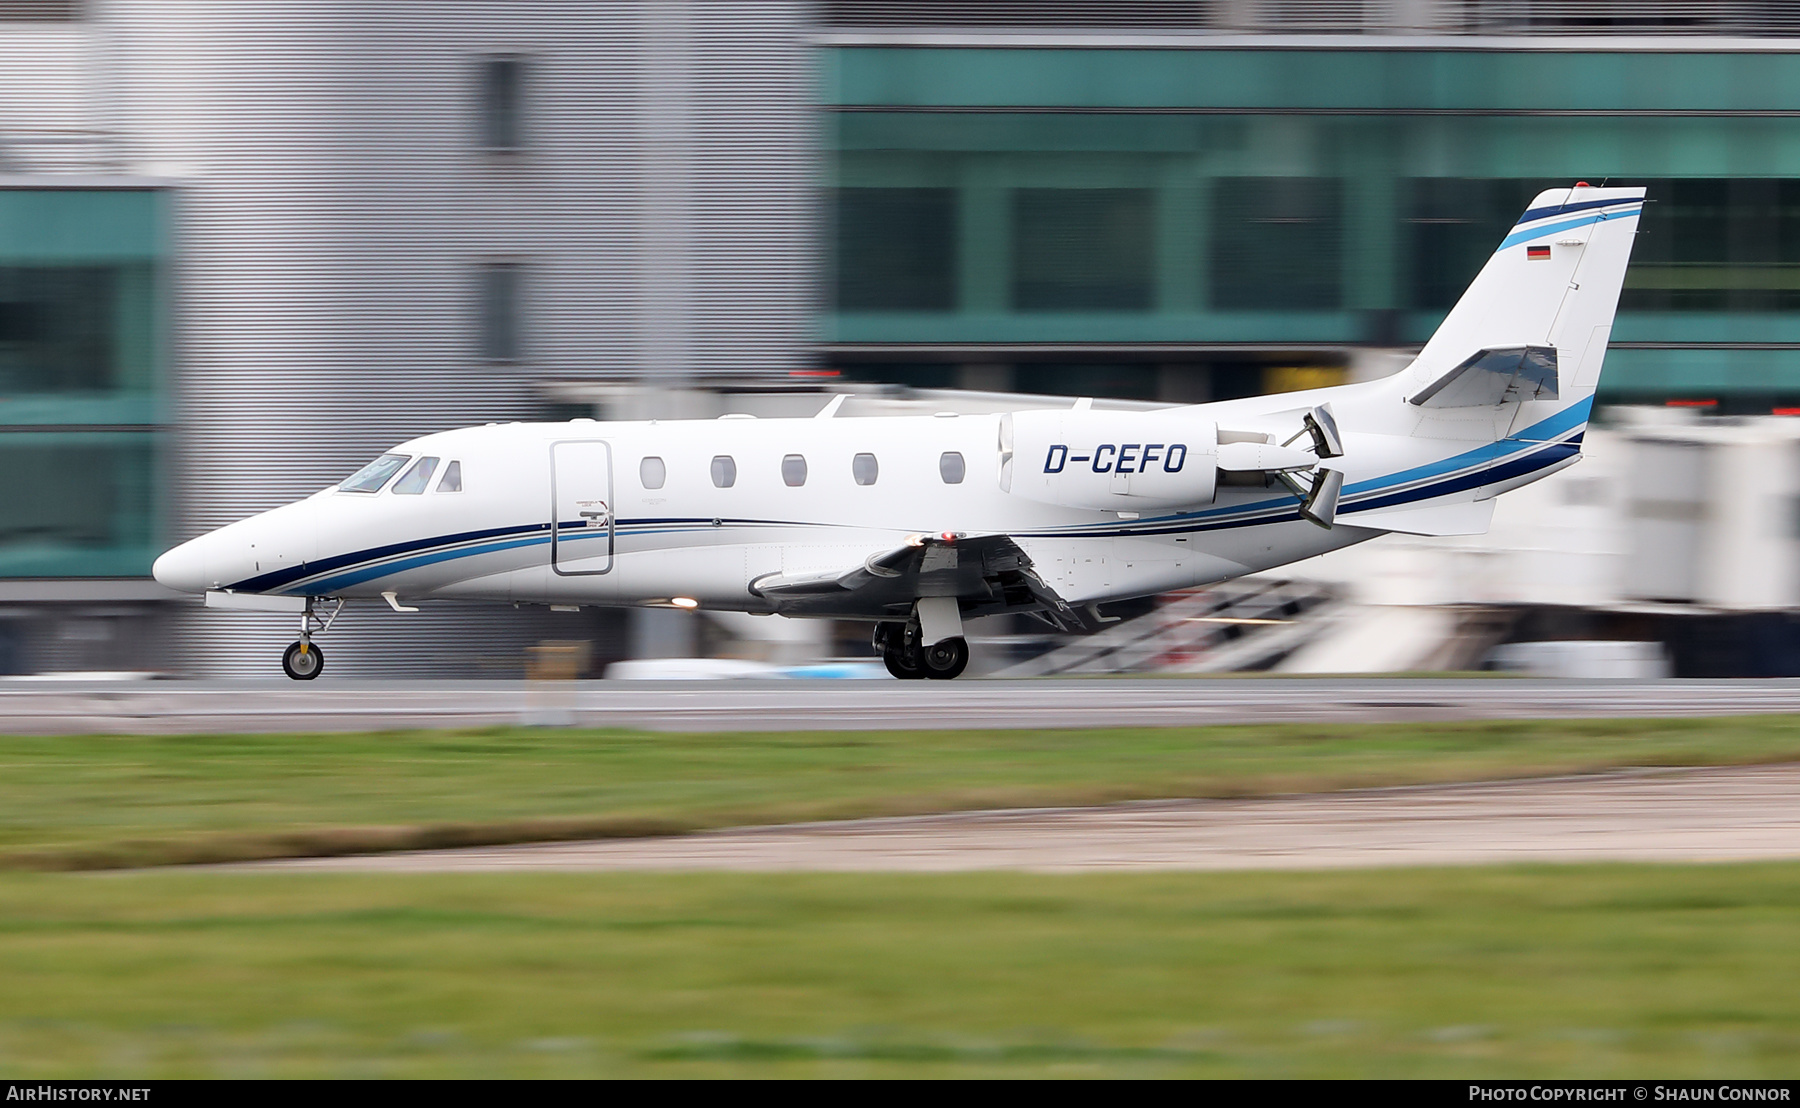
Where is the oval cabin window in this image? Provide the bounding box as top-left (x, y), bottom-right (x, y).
top-left (939, 451), bottom-right (966, 484)
top-left (640, 456), bottom-right (666, 489)
top-left (710, 455), bottom-right (736, 488)
top-left (852, 453), bottom-right (878, 486)
top-left (782, 454), bottom-right (808, 487)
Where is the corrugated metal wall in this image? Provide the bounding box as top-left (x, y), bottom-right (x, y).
top-left (92, 0), bottom-right (813, 676)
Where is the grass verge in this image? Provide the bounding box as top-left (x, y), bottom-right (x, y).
top-left (4, 714), bottom-right (1800, 870)
top-left (3, 864), bottom-right (1799, 1077)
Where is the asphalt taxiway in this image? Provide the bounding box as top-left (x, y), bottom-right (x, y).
top-left (5, 676), bottom-right (1800, 734)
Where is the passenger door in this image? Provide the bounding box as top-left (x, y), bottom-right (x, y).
top-left (550, 440), bottom-right (614, 576)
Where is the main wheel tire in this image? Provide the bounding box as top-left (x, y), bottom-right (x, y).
top-left (282, 640), bottom-right (324, 681)
top-left (920, 636), bottom-right (969, 680)
top-left (883, 647), bottom-right (926, 680)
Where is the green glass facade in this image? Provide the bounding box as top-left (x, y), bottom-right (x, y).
top-left (822, 45), bottom-right (1800, 405)
top-left (0, 186), bottom-right (165, 577)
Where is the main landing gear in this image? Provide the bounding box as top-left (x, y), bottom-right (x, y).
top-left (282, 596), bottom-right (342, 681)
top-left (874, 620), bottom-right (970, 681)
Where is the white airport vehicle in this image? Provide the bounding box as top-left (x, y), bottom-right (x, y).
top-left (153, 185), bottom-right (1645, 680)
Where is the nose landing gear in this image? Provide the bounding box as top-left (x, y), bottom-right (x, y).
top-left (282, 596), bottom-right (342, 681)
top-left (283, 639), bottom-right (324, 680)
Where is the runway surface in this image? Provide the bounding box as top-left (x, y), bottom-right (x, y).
top-left (6, 676), bottom-right (1800, 734)
top-left (255, 763), bottom-right (1800, 873)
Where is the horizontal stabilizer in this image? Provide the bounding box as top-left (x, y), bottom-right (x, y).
top-left (1344, 498), bottom-right (1497, 536)
top-left (1411, 346), bottom-right (1558, 408)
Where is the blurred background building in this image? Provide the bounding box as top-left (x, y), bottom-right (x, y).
top-left (6, 0), bottom-right (1800, 675)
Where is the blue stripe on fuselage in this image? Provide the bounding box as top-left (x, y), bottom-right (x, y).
top-left (1341, 397), bottom-right (1590, 497)
top-left (230, 521), bottom-right (550, 593)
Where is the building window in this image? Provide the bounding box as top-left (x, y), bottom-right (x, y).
top-left (710, 455), bottom-right (736, 488)
top-left (476, 262), bottom-right (524, 362)
top-left (781, 454), bottom-right (808, 487)
top-left (1621, 179), bottom-right (1800, 313)
top-left (1014, 188), bottom-right (1153, 311)
top-left (852, 452), bottom-right (879, 485)
top-left (833, 188), bottom-right (957, 311)
top-left (478, 55), bottom-right (525, 152)
top-left (939, 451), bottom-right (966, 484)
top-left (1405, 178), bottom-right (1553, 311)
top-left (1211, 178), bottom-right (1344, 310)
top-left (0, 266), bottom-right (128, 393)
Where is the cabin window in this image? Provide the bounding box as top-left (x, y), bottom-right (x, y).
top-left (710, 455), bottom-right (736, 488)
top-left (782, 454), bottom-right (808, 487)
top-left (939, 451), bottom-right (966, 484)
top-left (436, 460), bottom-right (463, 492)
top-left (639, 456), bottom-right (666, 490)
top-left (392, 456), bottom-right (440, 495)
top-left (852, 452), bottom-right (878, 486)
top-left (340, 453), bottom-right (411, 493)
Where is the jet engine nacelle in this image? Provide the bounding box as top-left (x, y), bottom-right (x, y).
top-left (1000, 409), bottom-right (1219, 511)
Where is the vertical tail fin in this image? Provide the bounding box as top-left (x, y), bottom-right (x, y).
top-left (1401, 184), bottom-right (1646, 411)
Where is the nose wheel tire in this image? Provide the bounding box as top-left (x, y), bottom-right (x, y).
top-left (920, 636), bottom-right (969, 681)
top-left (282, 640), bottom-right (324, 681)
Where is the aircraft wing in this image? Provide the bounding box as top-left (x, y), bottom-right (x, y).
top-left (748, 532), bottom-right (1092, 631)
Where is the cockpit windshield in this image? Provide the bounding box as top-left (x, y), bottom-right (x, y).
top-left (392, 456), bottom-right (439, 495)
top-left (339, 453), bottom-right (411, 493)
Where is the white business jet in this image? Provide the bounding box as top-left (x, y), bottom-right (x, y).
top-left (154, 184), bottom-right (1644, 680)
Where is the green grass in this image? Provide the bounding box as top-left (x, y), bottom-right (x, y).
top-left (3, 865), bottom-right (1799, 1077)
top-left (8, 715), bottom-right (1800, 869)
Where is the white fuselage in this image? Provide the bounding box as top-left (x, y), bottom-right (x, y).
top-left (150, 375), bottom-right (1585, 621)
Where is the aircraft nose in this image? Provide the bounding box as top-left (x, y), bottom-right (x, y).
top-left (152, 538), bottom-right (209, 594)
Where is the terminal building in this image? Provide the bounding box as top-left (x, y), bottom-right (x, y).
top-left (2, 0), bottom-right (1799, 674)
